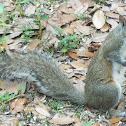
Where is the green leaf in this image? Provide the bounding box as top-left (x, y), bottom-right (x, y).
top-left (49, 0), bottom-right (54, 4)
top-left (81, 121), bottom-right (92, 126)
top-left (33, 20), bottom-right (39, 25)
top-left (0, 36), bottom-right (8, 43)
top-left (0, 3), bottom-right (4, 14)
top-left (54, 28), bottom-right (63, 35)
top-left (28, 14), bottom-right (36, 18)
top-left (21, 34), bottom-right (25, 38)
top-left (38, 8), bottom-right (44, 13)
top-left (18, 0), bottom-right (31, 4)
top-left (61, 48), bottom-right (68, 53)
top-left (70, 43), bottom-right (77, 48)
top-left (40, 15), bottom-right (49, 19)
top-left (24, 30), bottom-right (34, 35)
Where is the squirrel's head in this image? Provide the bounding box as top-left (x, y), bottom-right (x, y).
top-left (119, 15), bottom-right (126, 38)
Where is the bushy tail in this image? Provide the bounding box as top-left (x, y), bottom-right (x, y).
top-left (0, 51), bottom-right (86, 105)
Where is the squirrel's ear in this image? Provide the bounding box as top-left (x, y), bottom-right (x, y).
top-left (119, 15), bottom-right (126, 26)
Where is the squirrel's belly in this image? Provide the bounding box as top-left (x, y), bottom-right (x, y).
top-left (112, 62), bottom-right (126, 100)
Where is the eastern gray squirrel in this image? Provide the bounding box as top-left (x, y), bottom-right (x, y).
top-left (0, 15), bottom-right (126, 116)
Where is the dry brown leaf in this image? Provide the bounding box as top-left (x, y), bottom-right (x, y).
top-left (67, 72), bottom-right (75, 78)
top-left (60, 64), bottom-right (71, 70)
top-left (77, 50), bottom-right (94, 58)
top-left (70, 60), bottom-right (88, 69)
top-left (111, 2), bottom-right (118, 11)
top-left (6, 39), bottom-right (14, 45)
top-left (73, 21), bottom-right (92, 35)
top-left (9, 31), bottom-right (22, 39)
top-left (3, 1), bottom-right (14, 11)
top-left (48, 17), bottom-right (63, 28)
top-left (0, 80), bottom-right (21, 95)
top-left (80, 0), bottom-right (95, 7)
top-left (63, 25), bottom-right (74, 34)
top-left (109, 116), bottom-right (123, 124)
top-left (91, 33), bottom-right (108, 42)
top-left (10, 119), bottom-right (19, 126)
top-left (61, 14), bottom-right (76, 24)
top-left (68, 51), bottom-right (80, 60)
top-left (75, 3), bottom-right (88, 14)
top-left (73, 80), bottom-right (85, 93)
top-left (25, 106), bottom-right (39, 116)
top-left (106, 19), bottom-right (118, 30)
top-left (26, 39), bottom-right (40, 52)
top-left (74, 122), bottom-right (82, 126)
top-left (102, 5), bottom-right (110, 12)
top-left (60, 4), bottom-right (74, 14)
top-left (49, 114), bottom-right (80, 125)
top-left (10, 98), bottom-right (27, 114)
top-left (93, 10), bottom-right (105, 29)
top-left (35, 105), bottom-right (50, 117)
top-left (117, 7), bottom-right (126, 15)
top-left (105, 12), bottom-right (119, 19)
top-left (69, 0), bottom-right (83, 10)
top-left (25, 5), bottom-right (35, 16)
top-left (100, 23), bottom-right (110, 32)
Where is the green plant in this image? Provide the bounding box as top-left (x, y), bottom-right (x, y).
top-left (16, 0), bottom-right (32, 3)
top-left (76, 13), bottom-right (86, 20)
top-left (48, 99), bottom-right (65, 111)
top-left (41, 120), bottom-right (50, 126)
top-left (54, 28), bottom-right (82, 52)
top-left (49, 0), bottom-right (54, 4)
top-left (21, 25), bottom-right (34, 42)
top-left (29, 7), bottom-right (49, 40)
top-left (81, 121), bottom-right (92, 126)
top-left (0, 91), bottom-right (17, 102)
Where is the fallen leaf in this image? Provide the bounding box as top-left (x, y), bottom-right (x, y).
top-left (61, 14), bottom-right (76, 24)
top-left (77, 50), bottom-right (94, 58)
top-left (68, 51), bottom-right (80, 60)
top-left (10, 98), bottom-right (27, 114)
top-left (25, 5), bottom-right (35, 16)
top-left (92, 122), bottom-right (99, 126)
top-left (49, 114), bottom-right (80, 125)
top-left (73, 21), bottom-right (92, 35)
top-left (0, 80), bottom-right (21, 95)
top-left (93, 10), bottom-right (105, 29)
top-left (60, 64), bottom-right (71, 70)
top-left (48, 17), bottom-right (63, 28)
top-left (35, 105), bottom-right (50, 117)
top-left (10, 119), bottom-right (19, 126)
top-left (91, 33), bottom-right (108, 42)
top-left (70, 60), bottom-right (88, 69)
top-left (106, 19), bottom-right (118, 30)
top-left (70, 0), bottom-right (83, 10)
top-left (117, 7), bottom-right (126, 15)
top-left (26, 39), bottom-right (40, 52)
top-left (101, 23), bottom-right (110, 32)
top-left (105, 12), bottom-right (119, 19)
top-left (9, 31), bottom-right (22, 39)
top-left (80, 0), bottom-right (95, 7)
top-left (109, 116), bottom-right (123, 124)
top-left (60, 4), bottom-right (74, 14)
top-left (6, 39), bottom-right (14, 45)
top-left (63, 25), bottom-right (74, 34)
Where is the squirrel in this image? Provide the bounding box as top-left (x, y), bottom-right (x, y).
top-left (0, 15), bottom-right (126, 117)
